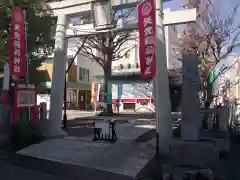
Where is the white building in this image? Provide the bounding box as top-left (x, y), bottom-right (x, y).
top-left (46, 0), bottom-right (181, 112)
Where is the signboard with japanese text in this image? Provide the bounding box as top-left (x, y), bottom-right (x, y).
top-left (9, 7), bottom-right (27, 77)
top-left (17, 90), bottom-right (35, 107)
top-left (138, 0), bottom-right (156, 78)
top-left (13, 85), bottom-right (37, 122)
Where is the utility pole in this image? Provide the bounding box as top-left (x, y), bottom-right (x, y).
top-left (154, 0), bottom-right (172, 155)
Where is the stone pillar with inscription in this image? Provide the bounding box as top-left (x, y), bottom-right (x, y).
top-left (181, 55), bottom-right (201, 141)
top-left (44, 15), bottom-right (67, 137)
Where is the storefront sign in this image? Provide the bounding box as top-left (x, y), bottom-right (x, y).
top-left (9, 7), bottom-right (26, 77)
top-left (138, 0), bottom-right (156, 78)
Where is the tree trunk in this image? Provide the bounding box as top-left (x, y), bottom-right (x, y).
top-left (103, 60), bottom-right (113, 116)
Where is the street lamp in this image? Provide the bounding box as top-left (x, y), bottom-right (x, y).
top-left (62, 36), bottom-right (88, 129)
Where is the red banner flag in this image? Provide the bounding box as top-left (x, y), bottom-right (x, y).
top-left (9, 7), bottom-right (27, 77)
top-left (138, 0), bottom-right (156, 79)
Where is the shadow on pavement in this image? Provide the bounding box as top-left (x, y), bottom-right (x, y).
top-left (1, 154), bottom-right (134, 180)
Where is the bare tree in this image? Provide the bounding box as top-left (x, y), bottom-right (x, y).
top-left (78, 8), bottom-right (138, 114)
top-left (132, 77), bottom-right (182, 113)
top-left (213, 63), bottom-right (240, 100)
top-left (132, 82), bottom-right (155, 112)
top-left (174, 0), bottom-right (240, 108)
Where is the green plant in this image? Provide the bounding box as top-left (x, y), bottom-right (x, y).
top-left (0, 0), bottom-right (56, 72)
top-left (10, 119), bottom-right (42, 149)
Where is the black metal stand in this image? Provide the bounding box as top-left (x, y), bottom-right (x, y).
top-left (110, 122), bottom-right (118, 142)
top-left (92, 122), bottom-right (118, 143)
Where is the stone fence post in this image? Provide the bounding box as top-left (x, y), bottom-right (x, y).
top-left (0, 105), bottom-right (12, 144)
top-left (219, 106), bottom-right (228, 131)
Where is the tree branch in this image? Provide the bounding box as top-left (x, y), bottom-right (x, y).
top-left (113, 44), bottom-right (136, 61)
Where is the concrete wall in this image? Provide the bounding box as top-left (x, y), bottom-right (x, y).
top-left (76, 54), bottom-right (104, 84)
top-left (38, 62), bottom-right (78, 82)
top-left (47, 0), bottom-right (196, 26)
top-left (47, 0), bottom-right (140, 15)
top-left (38, 63), bottom-right (54, 81)
top-left (111, 32), bottom-right (139, 74)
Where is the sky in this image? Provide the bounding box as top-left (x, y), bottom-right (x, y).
top-left (163, 0), bottom-right (240, 84)
top-left (164, 1), bottom-right (240, 60)
top-left (163, 0), bottom-right (183, 10)
top-left (163, 0), bottom-right (240, 18)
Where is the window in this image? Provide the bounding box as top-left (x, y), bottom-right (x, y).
top-left (68, 11), bottom-right (93, 26)
top-left (114, 7), bottom-right (137, 20)
top-left (79, 67), bottom-right (90, 82)
top-left (114, 7), bottom-right (137, 24)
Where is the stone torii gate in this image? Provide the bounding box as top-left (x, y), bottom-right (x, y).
top-left (46, 0), bottom-right (197, 149)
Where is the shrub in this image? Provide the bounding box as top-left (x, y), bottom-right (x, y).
top-left (10, 119), bottom-right (42, 149)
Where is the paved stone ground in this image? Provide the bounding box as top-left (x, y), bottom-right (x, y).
top-left (18, 139), bottom-right (155, 178)
top-left (64, 110), bottom-right (95, 120)
top-left (1, 153), bottom-right (135, 180)
top-left (6, 112), bottom-right (235, 180)
top-left (65, 111), bottom-right (180, 139)
top-left (67, 111), bottom-right (180, 121)
top-left (17, 120), bottom-right (230, 180)
top-left (0, 160), bottom-right (68, 180)
top-left (17, 119), bottom-right (156, 178)
top-left (1, 138), bottom-right (239, 180)
top-left (0, 113), bottom-right (157, 180)
top-left (67, 116), bottom-right (155, 140)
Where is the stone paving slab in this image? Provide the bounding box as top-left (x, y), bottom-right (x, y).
top-left (0, 160), bottom-right (69, 180)
top-left (16, 119), bottom-right (156, 178)
top-left (116, 120), bottom-right (155, 141)
top-left (2, 154), bottom-right (134, 180)
top-left (17, 138), bottom-right (155, 178)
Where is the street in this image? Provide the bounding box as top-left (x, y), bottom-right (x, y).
top-left (64, 110), bottom-right (95, 120)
